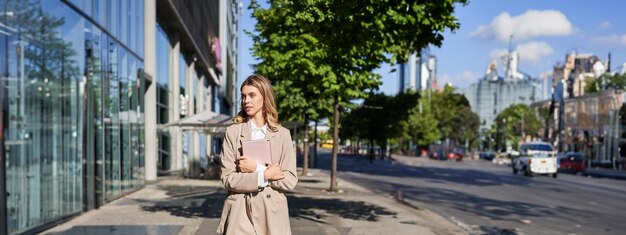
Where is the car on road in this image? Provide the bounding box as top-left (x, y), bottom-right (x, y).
top-left (512, 142), bottom-right (558, 178)
top-left (479, 151), bottom-right (496, 161)
top-left (447, 150), bottom-right (464, 161)
top-left (557, 152), bottom-right (586, 173)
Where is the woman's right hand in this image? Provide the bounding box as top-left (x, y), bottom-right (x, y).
top-left (264, 164), bottom-right (285, 181)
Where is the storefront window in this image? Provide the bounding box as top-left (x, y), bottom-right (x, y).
top-left (1, 1), bottom-right (84, 233)
top-left (1, 0), bottom-right (145, 232)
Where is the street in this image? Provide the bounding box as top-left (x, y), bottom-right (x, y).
top-left (314, 150), bottom-right (626, 235)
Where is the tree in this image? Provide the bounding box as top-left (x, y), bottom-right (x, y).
top-left (492, 104), bottom-right (542, 150)
top-left (340, 92), bottom-right (419, 162)
top-left (406, 94), bottom-right (440, 146)
top-left (250, 0), bottom-right (467, 191)
top-left (449, 106), bottom-right (480, 149)
top-left (585, 73), bottom-right (626, 94)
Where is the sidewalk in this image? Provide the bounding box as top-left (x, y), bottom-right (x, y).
top-left (40, 168), bottom-right (467, 235)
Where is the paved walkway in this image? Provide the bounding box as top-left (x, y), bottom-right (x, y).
top-left (41, 168), bottom-right (467, 235)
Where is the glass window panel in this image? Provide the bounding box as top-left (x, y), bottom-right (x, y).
top-left (106, 40), bottom-right (121, 200)
top-left (129, 0), bottom-right (136, 53)
top-left (93, 0), bottom-right (106, 28)
top-left (119, 49), bottom-right (132, 192)
top-left (136, 0), bottom-right (144, 58)
top-left (108, 0), bottom-right (118, 40)
top-left (129, 56), bottom-right (140, 188)
top-left (119, 0), bottom-right (129, 47)
top-left (2, 1), bottom-right (84, 233)
top-left (136, 60), bottom-right (145, 187)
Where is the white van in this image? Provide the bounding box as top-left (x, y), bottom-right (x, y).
top-left (512, 142), bottom-right (558, 177)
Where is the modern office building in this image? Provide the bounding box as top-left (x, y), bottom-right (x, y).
top-left (0, 0), bottom-right (239, 234)
top-left (460, 50), bottom-right (544, 149)
top-left (398, 49), bottom-right (437, 93)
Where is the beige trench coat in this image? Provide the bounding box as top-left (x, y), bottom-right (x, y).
top-left (217, 121), bottom-right (298, 235)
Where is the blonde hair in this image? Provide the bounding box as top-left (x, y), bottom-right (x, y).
top-left (233, 74), bottom-right (280, 132)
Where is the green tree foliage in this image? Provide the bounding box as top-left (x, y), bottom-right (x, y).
top-left (585, 73), bottom-right (626, 94)
top-left (430, 86), bottom-right (478, 147)
top-left (449, 105), bottom-right (480, 148)
top-left (340, 91), bottom-right (420, 160)
top-left (492, 104), bottom-right (542, 149)
top-left (250, 0), bottom-right (467, 191)
top-left (406, 94), bottom-right (440, 146)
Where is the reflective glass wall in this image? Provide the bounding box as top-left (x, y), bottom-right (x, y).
top-left (156, 24), bottom-right (171, 173)
top-left (0, 0), bottom-right (145, 233)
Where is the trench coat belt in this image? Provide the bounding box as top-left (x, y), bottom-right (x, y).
top-left (244, 186), bottom-right (268, 229)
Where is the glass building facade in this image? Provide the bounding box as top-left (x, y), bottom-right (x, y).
top-left (0, 0), bottom-right (145, 234)
top-left (0, 0), bottom-right (238, 234)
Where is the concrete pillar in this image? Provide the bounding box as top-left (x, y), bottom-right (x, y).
top-left (187, 61), bottom-right (199, 177)
top-left (144, 0), bottom-right (157, 181)
top-left (169, 35), bottom-right (181, 171)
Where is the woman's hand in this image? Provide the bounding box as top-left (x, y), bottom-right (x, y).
top-left (264, 164), bottom-right (285, 181)
top-left (236, 156), bottom-right (257, 173)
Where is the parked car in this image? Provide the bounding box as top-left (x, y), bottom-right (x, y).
top-left (512, 142), bottom-right (558, 178)
top-left (447, 149), bottom-right (464, 161)
top-left (557, 152), bottom-right (586, 173)
top-left (479, 151), bottom-right (496, 161)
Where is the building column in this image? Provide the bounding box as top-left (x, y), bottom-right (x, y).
top-left (186, 61), bottom-right (200, 177)
top-left (144, 0), bottom-right (157, 181)
top-left (169, 34), bottom-right (181, 172)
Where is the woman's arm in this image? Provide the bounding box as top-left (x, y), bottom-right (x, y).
top-left (220, 125), bottom-right (261, 193)
top-left (269, 129), bottom-right (298, 191)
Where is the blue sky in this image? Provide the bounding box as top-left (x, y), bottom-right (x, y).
top-left (237, 0), bottom-right (626, 95)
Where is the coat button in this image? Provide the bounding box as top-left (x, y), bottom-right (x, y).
top-left (266, 194), bottom-right (271, 199)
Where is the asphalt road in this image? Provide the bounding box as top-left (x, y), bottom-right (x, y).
top-left (311, 150), bottom-right (626, 235)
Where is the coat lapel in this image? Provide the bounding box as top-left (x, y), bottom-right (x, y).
top-left (240, 120), bottom-right (251, 142)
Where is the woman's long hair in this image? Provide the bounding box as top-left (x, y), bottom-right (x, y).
top-left (233, 74), bottom-right (280, 132)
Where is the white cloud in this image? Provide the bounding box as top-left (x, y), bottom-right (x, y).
top-left (489, 49), bottom-right (508, 60)
top-left (489, 41), bottom-right (554, 63)
top-left (593, 34), bottom-right (626, 46)
top-left (516, 41), bottom-right (554, 62)
top-left (470, 10), bottom-right (573, 42)
top-left (599, 21), bottom-right (611, 29)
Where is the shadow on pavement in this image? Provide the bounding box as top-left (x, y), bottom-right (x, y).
top-left (287, 195), bottom-right (397, 224)
top-left (374, 180), bottom-right (592, 222)
top-left (137, 184), bottom-right (396, 224)
top-left (140, 188), bottom-right (227, 219)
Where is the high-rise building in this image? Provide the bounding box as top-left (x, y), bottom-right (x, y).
top-left (460, 50), bottom-right (544, 149)
top-left (398, 49), bottom-right (437, 93)
top-left (0, 1), bottom-right (240, 234)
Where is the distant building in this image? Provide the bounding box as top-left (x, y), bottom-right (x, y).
top-left (460, 50), bottom-right (544, 149)
top-left (398, 49), bottom-right (437, 93)
top-left (552, 52), bottom-right (603, 98)
top-left (532, 89), bottom-right (624, 168)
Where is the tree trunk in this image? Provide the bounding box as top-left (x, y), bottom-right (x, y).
top-left (301, 116), bottom-right (310, 176)
top-left (369, 139), bottom-right (374, 163)
top-left (330, 95), bottom-right (339, 192)
top-left (313, 120), bottom-right (318, 168)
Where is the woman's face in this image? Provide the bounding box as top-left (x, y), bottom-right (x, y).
top-left (241, 85), bottom-right (264, 119)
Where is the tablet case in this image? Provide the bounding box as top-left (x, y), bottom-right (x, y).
top-left (242, 138), bottom-right (272, 165)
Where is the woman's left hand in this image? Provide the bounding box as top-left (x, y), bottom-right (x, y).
top-left (236, 155), bottom-right (257, 173)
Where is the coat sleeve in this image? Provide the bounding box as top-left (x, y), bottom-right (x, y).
top-left (220, 125), bottom-right (260, 193)
top-left (269, 128), bottom-right (298, 191)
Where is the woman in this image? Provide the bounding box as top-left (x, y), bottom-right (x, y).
top-left (217, 74), bottom-right (298, 235)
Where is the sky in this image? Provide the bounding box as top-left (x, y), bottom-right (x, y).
top-left (237, 0), bottom-right (626, 96)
